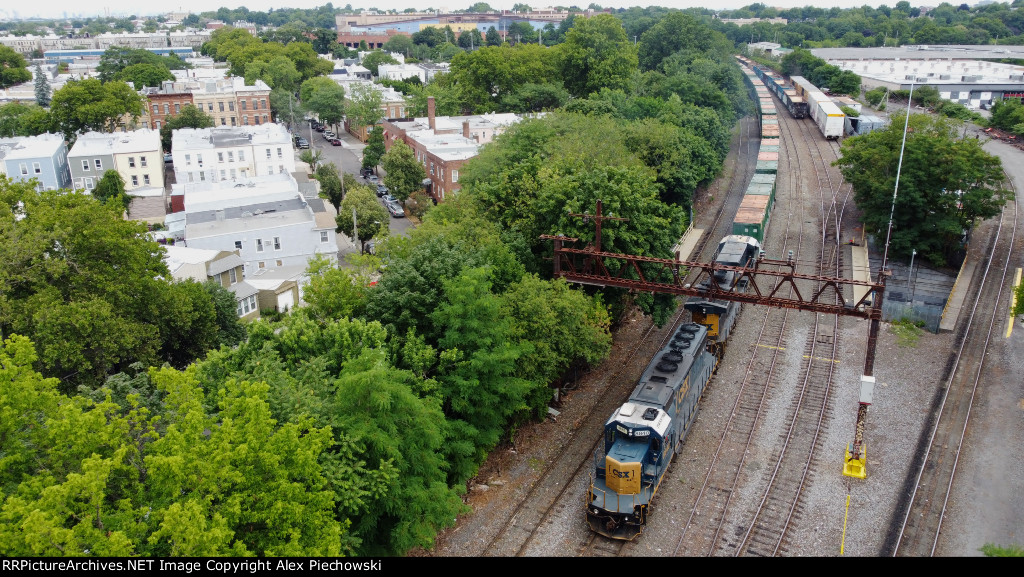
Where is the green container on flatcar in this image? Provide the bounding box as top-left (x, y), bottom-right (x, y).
top-left (755, 160), bottom-right (778, 174)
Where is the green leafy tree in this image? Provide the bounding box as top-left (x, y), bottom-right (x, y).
top-left (49, 79), bottom-right (143, 141)
top-left (558, 14), bottom-right (638, 98)
top-left (92, 169), bottom-right (131, 213)
top-left (299, 148), bottom-right (324, 173)
top-left (315, 162), bottom-right (345, 212)
top-left (835, 113), bottom-right (1013, 266)
top-left (270, 88), bottom-right (303, 128)
top-left (336, 185), bottom-right (389, 254)
top-left (203, 280), bottom-right (246, 346)
top-left (345, 83), bottom-right (384, 138)
top-left (0, 180), bottom-right (220, 391)
top-left (33, 64), bottom-right (50, 107)
top-left (95, 46), bottom-right (185, 83)
top-left (381, 140), bottom-right (426, 202)
top-left (501, 274), bottom-right (611, 389)
top-left (0, 102), bottom-right (51, 137)
top-left (362, 125), bottom-right (386, 171)
top-left (331, 348), bottom-right (466, 553)
top-left (361, 50), bottom-right (399, 77)
top-left (0, 46), bottom-right (31, 89)
top-left (485, 26), bottom-right (502, 46)
top-left (302, 255), bottom-right (369, 321)
top-left (304, 80), bottom-right (346, 128)
top-left (431, 266), bottom-right (534, 482)
top-left (160, 103), bottom-right (214, 152)
top-left (114, 63), bottom-right (174, 88)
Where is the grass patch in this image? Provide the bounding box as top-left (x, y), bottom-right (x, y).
top-left (980, 543), bottom-right (1024, 557)
top-left (891, 317), bottom-right (925, 347)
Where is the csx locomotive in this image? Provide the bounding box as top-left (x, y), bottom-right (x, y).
top-left (585, 235), bottom-right (762, 540)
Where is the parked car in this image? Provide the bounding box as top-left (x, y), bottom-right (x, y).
top-left (381, 193), bottom-right (397, 205)
top-left (296, 138), bottom-right (310, 149)
top-left (376, 184), bottom-right (388, 196)
top-left (367, 175), bottom-right (379, 184)
top-left (329, 138), bottom-right (341, 146)
top-left (360, 167), bottom-right (373, 178)
top-left (323, 130), bottom-right (336, 139)
top-left (163, 152), bottom-right (172, 163)
top-left (385, 201), bottom-right (405, 218)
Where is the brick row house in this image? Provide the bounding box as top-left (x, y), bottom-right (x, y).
top-left (138, 78), bottom-right (272, 134)
top-left (381, 98), bottom-right (524, 202)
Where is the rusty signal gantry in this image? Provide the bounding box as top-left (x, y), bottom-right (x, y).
top-left (544, 200), bottom-right (888, 478)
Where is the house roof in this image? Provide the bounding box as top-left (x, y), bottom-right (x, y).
top-left (68, 130), bottom-right (160, 158)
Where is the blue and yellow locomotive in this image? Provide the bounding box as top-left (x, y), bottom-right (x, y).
top-left (585, 235), bottom-right (762, 540)
top-left (585, 321), bottom-right (717, 539)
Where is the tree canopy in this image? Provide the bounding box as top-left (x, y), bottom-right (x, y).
top-left (835, 113), bottom-right (1012, 266)
top-left (381, 140), bottom-right (426, 202)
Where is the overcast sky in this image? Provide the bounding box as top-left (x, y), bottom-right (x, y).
top-left (5, 2), bottom-right (925, 21)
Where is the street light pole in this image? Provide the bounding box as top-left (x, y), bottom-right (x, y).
top-left (908, 248), bottom-right (917, 305)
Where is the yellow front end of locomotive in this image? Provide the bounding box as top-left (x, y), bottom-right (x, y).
top-left (606, 456), bottom-right (641, 495)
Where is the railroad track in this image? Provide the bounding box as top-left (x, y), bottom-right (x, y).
top-left (731, 115), bottom-right (856, 557)
top-left (886, 183), bottom-right (1018, 557)
top-left (480, 306), bottom-right (685, 556)
top-left (670, 88), bottom-right (805, 557)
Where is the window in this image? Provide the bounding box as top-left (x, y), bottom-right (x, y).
top-left (19, 163), bottom-right (27, 175)
top-left (227, 151), bottom-right (234, 162)
top-left (320, 231), bottom-right (329, 243)
top-left (140, 156), bottom-right (147, 167)
top-left (220, 169), bottom-right (226, 180)
top-left (230, 117), bottom-right (236, 126)
top-left (273, 237), bottom-right (281, 250)
top-left (207, 102), bottom-right (213, 112)
top-left (267, 167), bottom-right (273, 175)
top-left (188, 173), bottom-right (194, 183)
top-left (260, 99), bottom-right (266, 109)
top-left (217, 152), bottom-right (224, 162)
top-left (185, 154), bottom-right (191, 166)
top-left (129, 157), bottom-right (136, 168)
top-left (163, 103), bottom-right (169, 115)
top-left (266, 148), bottom-right (272, 159)
top-left (241, 100), bottom-right (248, 110)
top-left (278, 165), bottom-right (285, 174)
top-left (230, 168), bottom-right (236, 179)
top-left (82, 160), bottom-right (90, 171)
top-left (229, 268), bottom-right (237, 284)
top-left (196, 154), bottom-right (203, 167)
top-left (256, 239), bottom-right (264, 252)
top-left (238, 150), bottom-right (245, 162)
top-left (276, 147), bottom-right (282, 159)
top-left (152, 104), bottom-right (158, 115)
top-left (220, 118), bottom-right (226, 126)
top-left (254, 116), bottom-right (260, 125)
top-left (452, 170), bottom-right (459, 182)
top-left (95, 159), bottom-right (102, 170)
top-left (143, 174), bottom-right (150, 185)
top-left (174, 103), bottom-right (180, 114)
top-left (234, 240), bottom-right (242, 250)
top-left (155, 120), bottom-right (161, 129)
top-left (84, 177), bottom-right (94, 189)
top-left (243, 116), bottom-right (249, 126)
top-left (258, 261), bottom-right (265, 269)
top-left (199, 171), bottom-right (205, 182)
top-left (263, 115), bottom-right (268, 123)
top-left (219, 102), bottom-right (224, 112)
top-left (276, 260), bottom-right (282, 267)
top-left (228, 101), bottom-right (234, 112)
top-left (131, 175), bottom-right (139, 186)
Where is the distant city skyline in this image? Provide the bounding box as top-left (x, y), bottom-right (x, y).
top-left (1, 1), bottom-right (927, 22)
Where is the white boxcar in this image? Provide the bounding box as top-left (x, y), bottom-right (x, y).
top-left (816, 100), bottom-right (845, 140)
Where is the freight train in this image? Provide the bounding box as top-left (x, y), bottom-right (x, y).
top-left (737, 55), bottom-right (844, 140)
top-left (585, 235), bottom-right (763, 540)
top-left (584, 59), bottom-right (776, 540)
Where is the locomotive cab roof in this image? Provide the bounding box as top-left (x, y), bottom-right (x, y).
top-left (606, 402), bottom-right (671, 439)
top-left (715, 235), bottom-right (761, 267)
